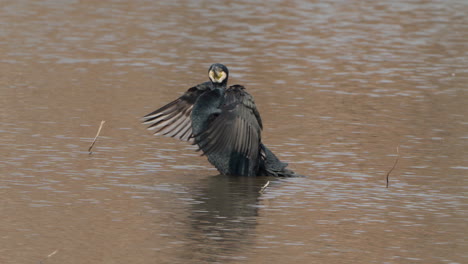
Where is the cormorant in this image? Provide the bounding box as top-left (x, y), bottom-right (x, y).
top-left (143, 63), bottom-right (295, 177)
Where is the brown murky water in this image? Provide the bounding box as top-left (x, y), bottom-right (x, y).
top-left (1, 0), bottom-right (467, 263)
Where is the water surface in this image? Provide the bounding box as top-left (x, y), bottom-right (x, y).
top-left (1, 0), bottom-right (467, 263)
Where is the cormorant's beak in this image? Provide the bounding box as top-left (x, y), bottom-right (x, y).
top-left (211, 70), bottom-right (219, 79)
top-left (209, 68), bottom-right (227, 83)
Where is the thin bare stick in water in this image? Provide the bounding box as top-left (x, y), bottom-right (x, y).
top-left (38, 249), bottom-right (58, 264)
top-left (386, 145), bottom-right (400, 188)
top-left (259, 181), bottom-right (270, 193)
top-left (88, 120), bottom-right (106, 153)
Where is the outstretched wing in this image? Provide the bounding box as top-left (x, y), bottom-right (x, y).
top-left (195, 85), bottom-right (263, 161)
top-left (143, 82), bottom-right (212, 141)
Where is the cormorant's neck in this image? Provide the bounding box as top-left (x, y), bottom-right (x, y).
top-left (211, 81), bottom-right (227, 90)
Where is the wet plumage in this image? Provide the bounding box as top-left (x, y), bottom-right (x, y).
top-left (143, 63), bottom-right (295, 177)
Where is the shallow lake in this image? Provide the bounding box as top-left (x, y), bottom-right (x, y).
top-left (1, 0), bottom-right (467, 263)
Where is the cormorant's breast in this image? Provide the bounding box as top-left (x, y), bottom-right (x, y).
top-left (190, 86), bottom-right (225, 137)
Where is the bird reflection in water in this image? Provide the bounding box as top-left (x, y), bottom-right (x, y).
top-left (180, 175), bottom-right (271, 262)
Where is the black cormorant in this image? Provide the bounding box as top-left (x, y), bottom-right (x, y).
top-left (143, 63), bottom-right (295, 177)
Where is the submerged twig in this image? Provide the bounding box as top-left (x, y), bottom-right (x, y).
top-left (259, 180), bottom-right (270, 194)
top-left (88, 120), bottom-right (106, 153)
top-left (386, 145), bottom-right (400, 188)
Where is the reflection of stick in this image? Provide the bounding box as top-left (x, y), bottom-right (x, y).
top-left (88, 121), bottom-right (105, 153)
top-left (39, 249), bottom-right (58, 264)
top-left (259, 181), bottom-right (270, 193)
top-left (386, 145), bottom-right (400, 188)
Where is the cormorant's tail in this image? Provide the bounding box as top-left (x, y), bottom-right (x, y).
top-left (259, 144), bottom-right (297, 177)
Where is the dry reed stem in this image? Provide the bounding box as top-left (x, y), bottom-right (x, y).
top-left (386, 145), bottom-right (400, 188)
top-left (88, 120), bottom-right (105, 153)
top-left (259, 180), bottom-right (270, 193)
top-left (38, 249), bottom-right (58, 264)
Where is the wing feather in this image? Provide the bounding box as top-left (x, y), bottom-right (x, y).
top-left (142, 82), bottom-right (211, 141)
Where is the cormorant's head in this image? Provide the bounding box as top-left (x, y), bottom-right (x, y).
top-left (208, 63), bottom-right (229, 84)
